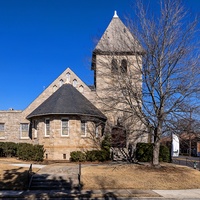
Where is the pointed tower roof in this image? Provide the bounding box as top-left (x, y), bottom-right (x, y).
top-left (27, 84), bottom-right (107, 121)
top-left (94, 11), bottom-right (142, 54)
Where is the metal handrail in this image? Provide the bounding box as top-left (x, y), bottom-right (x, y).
top-left (27, 164), bottom-right (33, 189)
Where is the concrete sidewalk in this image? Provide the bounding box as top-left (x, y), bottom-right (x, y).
top-left (0, 189), bottom-right (200, 199)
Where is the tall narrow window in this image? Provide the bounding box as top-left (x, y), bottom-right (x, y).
top-left (121, 59), bottom-right (127, 73)
top-left (33, 120), bottom-right (37, 138)
top-left (60, 79), bottom-right (64, 87)
top-left (73, 79), bottom-right (77, 87)
top-left (81, 121), bottom-right (86, 137)
top-left (20, 123), bottom-right (29, 139)
top-left (95, 125), bottom-right (99, 138)
top-left (61, 119), bottom-right (69, 136)
top-left (111, 59), bottom-right (118, 73)
top-left (53, 85), bottom-right (57, 92)
top-left (79, 85), bottom-right (84, 93)
top-left (0, 123), bottom-right (5, 139)
top-left (66, 72), bottom-right (70, 83)
top-left (45, 119), bottom-right (50, 136)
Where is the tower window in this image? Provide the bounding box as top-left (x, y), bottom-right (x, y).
top-left (111, 59), bottom-right (118, 73)
top-left (121, 59), bottom-right (127, 73)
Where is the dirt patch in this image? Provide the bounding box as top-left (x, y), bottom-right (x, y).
top-left (82, 163), bottom-right (200, 190)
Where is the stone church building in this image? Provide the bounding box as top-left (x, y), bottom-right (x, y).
top-left (0, 12), bottom-right (147, 160)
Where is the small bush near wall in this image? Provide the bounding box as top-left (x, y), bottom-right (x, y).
top-left (70, 151), bottom-right (86, 162)
top-left (0, 142), bottom-right (44, 161)
top-left (136, 143), bottom-right (170, 162)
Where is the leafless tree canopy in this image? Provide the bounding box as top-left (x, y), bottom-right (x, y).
top-left (94, 0), bottom-right (200, 166)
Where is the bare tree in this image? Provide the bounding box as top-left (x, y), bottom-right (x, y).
top-left (93, 0), bottom-right (200, 166)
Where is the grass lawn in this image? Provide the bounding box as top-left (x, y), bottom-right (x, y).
top-left (81, 163), bottom-right (200, 190)
top-left (1, 158), bottom-right (200, 190)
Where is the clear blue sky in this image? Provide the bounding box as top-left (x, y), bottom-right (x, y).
top-left (0, 0), bottom-right (199, 110)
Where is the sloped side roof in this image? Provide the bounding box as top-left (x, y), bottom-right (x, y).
top-left (27, 84), bottom-right (106, 121)
top-left (94, 12), bottom-right (143, 54)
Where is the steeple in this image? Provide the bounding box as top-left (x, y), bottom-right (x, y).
top-left (93, 11), bottom-right (142, 55)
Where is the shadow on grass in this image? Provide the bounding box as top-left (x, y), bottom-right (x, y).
top-left (0, 167), bottom-right (28, 190)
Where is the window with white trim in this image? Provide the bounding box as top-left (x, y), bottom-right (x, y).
top-left (20, 123), bottom-right (29, 139)
top-left (61, 119), bottom-right (69, 136)
top-left (45, 119), bottom-right (50, 136)
top-left (0, 123), bottom-right (5, 139)
top-left (81, 121), bottom-right (87, 137)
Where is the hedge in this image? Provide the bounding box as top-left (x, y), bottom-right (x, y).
top-left (136, 143), bottom-right (170, 162)
top-left (70, 151), bottom-right (86, 162)
top-left (0, 142), bottom-right (18, 157)
top-left (0, 142), bottom-right (45, 161)
top-left (70, 149), bottom-right (110, 162)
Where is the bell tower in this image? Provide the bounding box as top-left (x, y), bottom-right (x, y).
top-left (91, 11), bottom-right (143, 125)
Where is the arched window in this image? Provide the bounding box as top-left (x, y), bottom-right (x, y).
top-left (53, 85), bottom-right (57, 92)
top-left (121, 59), bottom-right (127, 73)
top-left (111, 59), bottom-right (118, 73)
top-left (79, 85), bottom-right (84, 93)
top-left (73, 79), bottom-right (77, 87)
top-left (60, 79), bottom-right (64, 87)
top-left (66, 72), bottom-right (70, 83)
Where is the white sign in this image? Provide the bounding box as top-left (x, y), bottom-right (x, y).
top-left (172, 134), bottom-right (179, 157)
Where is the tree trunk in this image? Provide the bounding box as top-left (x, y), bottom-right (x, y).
top-left (153, 124), bottom-right (162, 167)
top-left (153, 139), bottom-right (160, 166)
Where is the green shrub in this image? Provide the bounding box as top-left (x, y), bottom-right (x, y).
top-left (0, 142), bottom-right (18, 157)
top-left (159, 145), bottom-right (170, 162)
top-left (0, 142), bottom-right (44, 161)
top-left (70, 151), bottom-right (86, 162)
top-left (17, 143), bottom-right (44, 161)
top-left (101, 135), bottom-right (111, 160)
top-left (86, 150), bottom-right (109, 162)
top-left (136, 143), bottom-right (153, 162)
top-left (136, 143), bottom-right (170, 162)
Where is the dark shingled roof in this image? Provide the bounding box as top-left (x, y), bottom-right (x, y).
top-left (27, 84), bottom-right (107, 121)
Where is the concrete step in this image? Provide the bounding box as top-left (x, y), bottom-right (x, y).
top-left (29, 175), bottom-right (79, 190)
